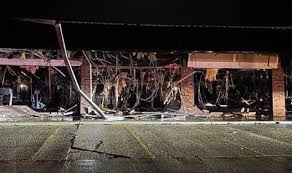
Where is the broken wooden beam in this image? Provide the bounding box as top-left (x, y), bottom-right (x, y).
top-left (0, 58), bottom-right (82, 67)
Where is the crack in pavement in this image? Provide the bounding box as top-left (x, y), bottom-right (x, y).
top-left (65, 123), bottom-right (80, 161)
top-left (65, 122), bottom-right (131, 160)
top-left (94, 141), bottom-right (103, 150)
top-left (70, 146), bottom-right (131, 159)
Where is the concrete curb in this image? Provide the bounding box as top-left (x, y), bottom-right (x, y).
top-left (0, 120), bottom-right (292, 126)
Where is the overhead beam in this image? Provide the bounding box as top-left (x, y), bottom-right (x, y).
top-left (0, 58), bottom-right (82, 67)
top-left (93, 65), bottom-right (181, 69)
top-left (188, 53), bottom-right (279, 69)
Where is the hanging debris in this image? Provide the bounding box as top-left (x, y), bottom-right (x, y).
top-left (205, 68), bottom-right (218, 81)
top-left (79, 51), bottom-right (187, 115)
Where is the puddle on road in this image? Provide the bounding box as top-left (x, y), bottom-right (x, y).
top-left (75, 160), bottom-right (98, 172)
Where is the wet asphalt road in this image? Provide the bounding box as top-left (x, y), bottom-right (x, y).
top-left (0, 123), bottom-right (292, 172)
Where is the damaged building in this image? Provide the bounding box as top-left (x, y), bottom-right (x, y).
top-left (0, 48), bottom-right (290, 121)
top-left (0, 13), bottom-right (291, 121)
top-left (1, 1), bottom-right (292, 172)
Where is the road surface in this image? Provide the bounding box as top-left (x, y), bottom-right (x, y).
top-left (0, 122), bottom-right (292, 172)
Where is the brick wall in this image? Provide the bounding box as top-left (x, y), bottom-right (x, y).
top-left (180, 67), bottom-right (196, 114)
top-left (80, 58), bottom-right (91, 114)
top-left (272, 67), bottom-right (286, 120)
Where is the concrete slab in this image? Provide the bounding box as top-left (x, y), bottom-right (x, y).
top-left (32, 125), bottom-right (77, 161)
top-left (127, 124), bottom-right (256, 158)
top-left (0, 125), bottom-right (57, 160)
top-left (231, 124), bottom-right (292, 144)
top-left (1, 123), bottom-right (292, 172)
top-left (200, 125), bottom-right (292, 155)
top-left (69, 125), bottom-right (148, 160)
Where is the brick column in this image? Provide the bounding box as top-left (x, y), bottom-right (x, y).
top-left (272, 67), bottom-right (286, 120)
top-left (80, 58), bottom-right (91, 114)
top-left (180, 67), bottom-right (196, 114)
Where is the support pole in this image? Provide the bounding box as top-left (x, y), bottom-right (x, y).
top-left (54, 24), bottom-right (106, 119)
top-left (8, 88), bottom-right (13, 106)
top-left (48, 66), bottom-right (52, 101)
top-left (2, 66), bottom-right (7, 85)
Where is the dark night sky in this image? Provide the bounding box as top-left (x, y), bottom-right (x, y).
top-left (0, 0), bottom-right (292, 52)
top-left (1, 0), bottom-right (291, 26)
